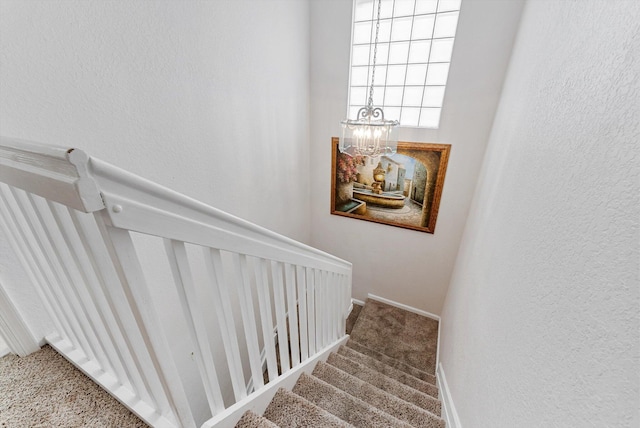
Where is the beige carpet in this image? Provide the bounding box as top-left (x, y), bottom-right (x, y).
top-left (349, 299), bottom-right (439, 374)
top-left (0, 345), bottom-right (147, 428)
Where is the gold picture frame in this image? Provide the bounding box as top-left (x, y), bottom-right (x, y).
top-left (330, 137), bottom-right (451, 234)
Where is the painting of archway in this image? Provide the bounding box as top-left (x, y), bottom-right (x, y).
top-left (330, 138), bottom-right (450, 234)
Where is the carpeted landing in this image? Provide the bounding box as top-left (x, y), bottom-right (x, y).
top-left (0, 345), bottom-right (147, 427)
top-left (237, 298), bottom-right (444, 427)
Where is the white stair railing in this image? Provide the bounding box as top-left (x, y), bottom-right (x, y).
top-left (0, 137), bottom-right (352, 428)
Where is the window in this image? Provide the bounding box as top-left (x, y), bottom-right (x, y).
top-left (348, 0), bottom-right (461, 128)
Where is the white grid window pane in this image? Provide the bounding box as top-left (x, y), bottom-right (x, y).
top-left (351, 66), bottom-right (370, 86)
top-left (352, 45), bottom-right (371, 66)
top-left (348, 0), bottom-right (461, 129)
top-left (408, 40), bottom-right (431, 63)
top-left (355, 0), bottom-right (374, 21)
top-left (430, 38), bottom-right (454, 62)
top-left (412, 15), bottom-right (435, 39)
top-left (404, 86), bottom-right (424, 106)
top-left (380, 0), bottom-right (394, 18)
top-left (385, 107), bottom-right (402, 121)
top-left (350, 87), bottom-right (369, 106)
top-left (425, 63), bottom-right (450, 85)
top-left (406, 64), bottom-right (428, 85)
top-left (386, 65), bottom-right (407, 85)
top-left (391, 17), bottom-right (413, 41)
top-left (388, 42), bottom-right (410, 64)
top-left (373, 43), bottom-right (390, 65)
top-left (353, 22), bottom-right (373, 44)
top-left (401, 107), bottom-right (421, 126)
top-left (385, 87), bottom-right (404, 106)
top-left (373, 65), bottom-right (387, 84)
top-left (415, 0), bottom-right (438, 14)
top-left (437, 0), bottom-right (462, 13)
top-left (394, 0), bottom-right (416, 17)
top-left (434, 11), bottom-right (459, 38)
top-left (378, 19), bottom-right (392, 42)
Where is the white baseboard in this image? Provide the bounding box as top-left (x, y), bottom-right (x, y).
top-left (0, 343), bottom-right (10, 358)
top-left (351, 298), bottom-right (365, 306)
top-left (437, 363), bottom-right (462, 428)
top-left (0, 281), bottom-right (40, 357)
top-left (367, 294), bottom-right (441, 321)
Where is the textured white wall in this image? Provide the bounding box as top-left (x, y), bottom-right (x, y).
top-left (309, 0), bottom-right (524, 314)
top-left (0, 0), bottom-right (310, 341)
top-left (0, 1), bottom-right (310, 422)
top-left (439, 0), bottom-right (640, 426)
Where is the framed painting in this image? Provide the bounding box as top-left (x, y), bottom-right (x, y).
top-left (330, 137), bottom-right (451, 234)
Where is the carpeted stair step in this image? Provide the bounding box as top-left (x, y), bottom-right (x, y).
top-left (347, 339), bottom-right (437, 384)
top-left (292, 373), bottom-right (412, 427)
top-left (326, 352), bottom-right (442, 416)
top-left (263, 388), bottom-right (353, 427)
top-left (338, 345), bottom-right (439, 398)
top-left (235, 410), bottom-right (279, 428)
top-left (313, 361), bottom-right (445, 428)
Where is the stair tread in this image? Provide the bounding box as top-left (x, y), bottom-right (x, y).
top-left (347, 339), bottom-right (437, 384)
top-left (263, 388), bottom-right (353, 427)
top-left (313, 361), bottom-right (445, 428)
top-left (293, 372), bottom-right (412, 428)
top-left (326, 352), bottom-right (441, 416)
top-left (338, 345), bottom-right (439, 398)
top-left (235, 410), bottom-right (279, 428)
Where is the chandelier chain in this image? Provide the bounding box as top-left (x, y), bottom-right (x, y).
top-left (367, 0), bottom-right (383, 109)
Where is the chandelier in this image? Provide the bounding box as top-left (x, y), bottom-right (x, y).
top-left (340, 0), bottom-right (399, 158)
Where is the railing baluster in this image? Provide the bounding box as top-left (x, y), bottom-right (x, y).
top-left (231, 253), bottom-right (264, 392)
top-left (327, 272), bottom-right (335, 342)
top-left (296, 266), bottom-right (309, 361)
top-left (0, 186), bottom-right (69, 343)
top-left (271, 261), bottom-right (290, 373)
top-left (253, 258), bottom-right (278, 382)
top-left (68, 209), bottom-right (154, 406)
top-left (333, 273), bottom-right (346, 340)
top-left (96, 220), bottom-right (195, 428)
top-left (7, 187), bottom-right (91, 358)
top-left (204, 248), bottom-right (247, 402)
top-left (51, 203), bottom-right (133, 388)
top-left (322, 271), bottom-right (329, 347)
top-left (316, 272), bottom-right (324, 349)
top-left (284, 263), bottom-right (300, 367)
top-left (314, 269), bottom-right (323, 351)
top-left (306, 267), bottom-right (316, 355)
top-left (41, 198), bottom-right (119, 379)
top-left (164, 239), bottom-right (225, 414)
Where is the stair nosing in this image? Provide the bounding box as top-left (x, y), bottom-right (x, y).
top-left (347, 339), bottom-right (437, 383)
top-left (326, 351), bottom-right (442, 416)
top-left (313, 360), bottom-right (445, 427)
top-left (338, 345), bottom-right (440, 398)
top-left (294, 372), bottom-right (413, 428)
top-left (262, 387), bottom-right (354, 428)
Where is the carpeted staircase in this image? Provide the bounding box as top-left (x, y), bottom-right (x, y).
top-left (235, 299), bottom-right (445, 428)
